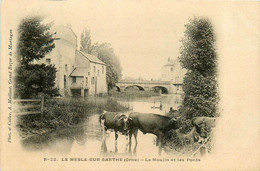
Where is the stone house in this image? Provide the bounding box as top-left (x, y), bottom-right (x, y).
top-left (70, 50), bottom-right (107, 96)
top-left (37, 25), bottom-right (107, 97)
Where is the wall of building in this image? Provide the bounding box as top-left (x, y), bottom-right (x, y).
top-left (161, 59), bottom-right (186, 94)
top-left (56, 27), bottom-right (77, 96)
top-left (161, 60), bottom-right (186, 83)
top-left (74, 51), bottom-right (107, 96)
top-left (37, 26), bottom-right (77, 96)
top-left (88, 62), bottom-right (107, 95)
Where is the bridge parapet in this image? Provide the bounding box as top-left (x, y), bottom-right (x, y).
top-left (115, 80), bottom-right (184, 94)
top-left (117, 80), bottom-right (171, 85)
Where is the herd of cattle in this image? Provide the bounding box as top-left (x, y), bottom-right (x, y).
top-left (99, 111), bottom-right (217, 156)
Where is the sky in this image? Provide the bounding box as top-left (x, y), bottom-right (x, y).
top-left (9, 0), bottom-right (257, 80)
top-left (17, 1), bottom-right (216, 80)
top-left (3, 0), bottom-right (260, 85)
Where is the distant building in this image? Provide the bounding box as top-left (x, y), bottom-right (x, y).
top-left (161, 58), bottom-right (186, 93)
top-left (36, 26), bottom-right (107, 97)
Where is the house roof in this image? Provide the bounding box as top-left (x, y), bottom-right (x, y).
top-left (70, 67), bottom-right (89, 76)
top-left (76, 50), bottom-right (105, 65)
top-left (52, 25), bottom-right (77, 47)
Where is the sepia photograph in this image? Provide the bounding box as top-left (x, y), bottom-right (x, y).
top-left (1, 0), bottom-right (260, 170)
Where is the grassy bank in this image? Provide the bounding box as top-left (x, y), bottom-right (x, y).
top-left (17, 97), bottom-right (130, 139)
top-left (109, 90), bottom-right (160, 100)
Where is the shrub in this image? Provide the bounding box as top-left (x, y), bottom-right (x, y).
top-left (179, 17), bottom-right (219, 119)
top-left (17, 97), bottom-right (130, 139)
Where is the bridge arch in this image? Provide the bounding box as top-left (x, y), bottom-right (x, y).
top-left (114, 85), bottom-right (121, 92)
top-left (124, 85), bottom-right (145, 91)
top-left (152, 86), bottom-right (169, 94)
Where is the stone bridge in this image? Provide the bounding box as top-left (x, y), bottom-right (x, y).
top-left (115, 80), bottom-right (183, 94)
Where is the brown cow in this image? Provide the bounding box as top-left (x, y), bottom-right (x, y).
top-left (128, 112), bottom-right (180, 155)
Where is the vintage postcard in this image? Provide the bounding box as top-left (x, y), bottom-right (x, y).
top-left (1, 0), bottom-right (260, 170)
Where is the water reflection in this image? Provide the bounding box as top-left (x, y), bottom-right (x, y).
top-left (22, 126), bottom-right (87, 153)
top-left (119, 94), bottom-right (182, 115)
top-left (22, 94), bottom-right (183, 156)
top-left (100, 133), bottom-right (130, 156)
top-left (22, 114), bottom-right (103, 153)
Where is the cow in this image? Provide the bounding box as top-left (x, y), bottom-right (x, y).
top-left (99, 111), bottom-right (130, 153)
top-left (192, 116), bottom-right (217, 128)
top-left (191, 116), bottom-right (218, 138)
top-left (190, 116), bottom-right (218, 156)
top-left (175, 127), bottom-right (201, 150)
top-left (128, 112), bottom-right (180, 155)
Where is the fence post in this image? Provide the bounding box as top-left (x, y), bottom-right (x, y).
top-left (41, 96), bottom-right (44, 119)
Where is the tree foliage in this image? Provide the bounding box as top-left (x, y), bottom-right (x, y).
top-left (80, 28), bottom-right (93, 54)
top-left (179, 17), bottom-right (218, 118)
top-left (15, 16), bottom-right (58, 99)
top-left (15, 64), bottom-right (58, 99)
top-left (17, 16), bottom-right (55, 65)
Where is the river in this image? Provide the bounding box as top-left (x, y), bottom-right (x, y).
top-left (22, 94), bottom-right (183, 157)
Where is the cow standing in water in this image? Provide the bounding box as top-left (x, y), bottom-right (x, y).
top-left (128, 112), bottom-right (180, 155)
top-left (100, 111), bottom-right (130, 153)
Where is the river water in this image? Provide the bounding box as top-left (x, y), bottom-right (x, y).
top-left (22, 94), bottom-right (183, 157)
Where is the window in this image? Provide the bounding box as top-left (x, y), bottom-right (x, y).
top-left (46, 58), bottom-right (51, 64)
top-left (85, 77), bottom-right (88, 86)
top-left (171, 67), bottom-right (173, 71)
top-left (72, 77), bottom-right (76, 83)
top-left (64, 75), bottom-right (67, 88)
top-left (102, 66), bottom-right (104, 74)
top-left (98, 70), bottom-right (100, 76)
top-left (88, 72), bottom-right (90, 76)
top-left (91, 77), bottom-right (95, 85)
top-left (65, 64), bottom-right (68, 71)
top-left (94, 66), bottom-right (96, 73)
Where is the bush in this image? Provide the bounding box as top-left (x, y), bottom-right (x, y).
top-left (179, 17), bottom-right (219, 119)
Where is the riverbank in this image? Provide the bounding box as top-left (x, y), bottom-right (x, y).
top-left (17, 97), bottom-right (130, 140)
top-left (109, 90), bottom-right (160, 100)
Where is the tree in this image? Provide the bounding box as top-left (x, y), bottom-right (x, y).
top-left (80, 28), bottom-right (93, 54)
top-left (15, 15), bottom-right (58, 99)
top-left (15, 64), bottom-right (58, 99)
top-left (179, 17), bottom-right (218, 118)
top-left (17, 16), bottom-right (55, 65)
